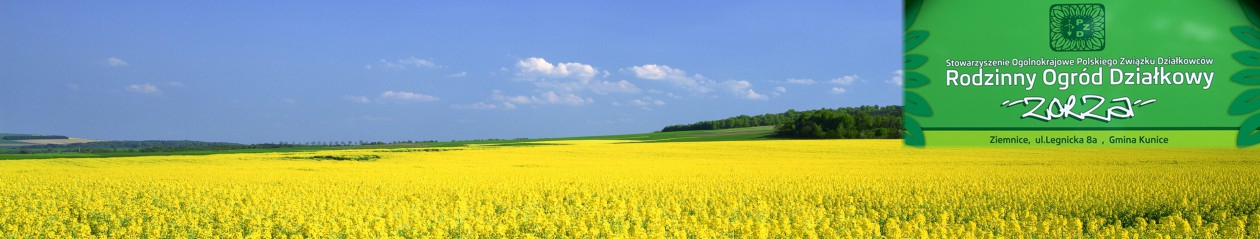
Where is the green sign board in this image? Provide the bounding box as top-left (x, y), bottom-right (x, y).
top-left (904, 0), bottom-right (1260, 148)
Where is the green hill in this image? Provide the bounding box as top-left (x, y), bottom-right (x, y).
top-left (0, 133), bottom-right (88, 147)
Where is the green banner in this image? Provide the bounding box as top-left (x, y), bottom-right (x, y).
top-left (904, 0), bottom-right (1260, 148)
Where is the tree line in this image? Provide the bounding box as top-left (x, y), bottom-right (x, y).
top-left (772, 105), bottom-right (902, 139)
top-left (661, 113), bottom-right (798, 132)
top-left (660, 105), bottom-right (903, 139)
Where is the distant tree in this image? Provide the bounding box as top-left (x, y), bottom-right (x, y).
top-left (770, 105), bottom-right (903, 139)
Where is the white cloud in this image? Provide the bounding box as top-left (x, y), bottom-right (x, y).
top-left (447, 71), bottom-right (467, 77)
top-left (368, 57), bottom-right (441, 70)
top-left (772, 86), bottom-right (787, 97)
top-left (588, 80), bottom-right (640, 94)
top-left (124, 83), bottom-right (160, 94)
top-left (535, 79), bottom-right (640, 94)
top-left (721, 80), bottom-right (768, 100)
top-left (626, 64), bottom-right (715, 93)
top-left (452, 102), bottom-right (517, 110)
top-left (888, 70), bottom-right (904, 86)
top-left (537, 91), bottom-right (592, 105)
top-left (281, 98), bottom-right (297, 104)
top-left (398, 57), bottom-right (439, 68)
top-left (104, 57), bottom-right (128, 67)
top-left (344, 95), bottom-right (371, 103)
top-left (628, 64), bottom-right (767, 100)
top-left (630, 96), bottom-right (666, 106)
top-left (831, 75), bottom-right (858, 85)
top-left (452, 102), bottom-right (498, 110)
top-left (490, 89), bottom-right (593, 106)
top-left (625, 96), bottom-right (667, 110)
top-left (782, 78), bottom-right (815, 85)
top-left (628, 64), bottom-right (673, 80)
top-left (831, 87), bottom-right (848, 95)
top-left (664, 92), bottom-right (681, 99)
top-left (515, 57), bottom-right (639, 95)
top-left (492, 90), bottom-right (532, 104)
top-left (737, 89), bottom-right (768, 100)
top-left (379, 91), bottom-right (439, 102)
top-left (516, 57), bottom-right (598, 80)
top-left (629, 99), bottom-right (651, 106)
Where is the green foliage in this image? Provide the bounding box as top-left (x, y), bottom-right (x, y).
top-left (1235, 3), bottom-right (1260, 147)
top-left (772, 105), bottom-right (903, 139)
top-left (661, 112), bottom-right (801, 132)
top-left (903, 92), bottom-right (933, 116)
top-left (904, 30), bottom-right (928, 52)
top-left (662, 106), bottom-right (904, 139)
top-left (1238, 114), bottom-right (1260, 147)
top-left (1229, 89), bottom-right (1260, 115)
top-left (904, 0), bottom-right (930, 147)
top-left (903, 116), bottom-right (925, 146)
top-left (1234, 51), bottom-right (1260, 66)
top-left (1232, 26), bottom-right (1260, 50)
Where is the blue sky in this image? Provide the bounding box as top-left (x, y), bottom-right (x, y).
top-left (0, 1), bottom-right (901, 143)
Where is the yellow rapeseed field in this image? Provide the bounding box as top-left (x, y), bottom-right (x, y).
top-left (1, 140), bottom-right (1259, 238)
